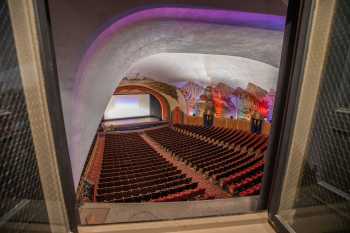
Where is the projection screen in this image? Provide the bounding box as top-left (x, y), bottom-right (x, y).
top-left (104, 94), bottom-right (151, 120)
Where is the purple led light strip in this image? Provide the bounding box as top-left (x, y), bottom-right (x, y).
top-left (76, 7), bottom-right (285, 94)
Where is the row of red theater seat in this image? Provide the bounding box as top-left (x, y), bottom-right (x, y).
top-left (95, 132), bottom-right (205, 202)
top-left (98, 169), bottom-right (181, 188)
top-left (174, 124), bottom-right (268, 153)
top-left (239, 183), bottom-right (262, 197)
top-left (98, 174), bottom-right (186, 194)
top-left (107, 182), bottom-right (199, 203)
top-left (103, 153), bottom-right (163, 164)
top-left (146, 127), bottom-right (264, 180)
top-left (210, 153), bottom-right (264, 180)
top-left (100, 162), bottom-right (173, 177)
top-left (96, 177), bottom-right (194, 201)
top-left (146, 128), bottom-right (233, 168)
top-left (199, 150), bottom-right (247, 173)
top-left (173, 125), bottom-right (267, 197)
top-left (204, 151), bottom-right (253, 176)
top-left (99, 166), bottom-right (178, 181)
top-left (146, 126), bottom-right (265, 197)
top-left (227, 172), bottom-right (264, 195)
top-left (99, 168), bottom-right (182, 185)
top-left (220, 160), bottom-right (265, 189)
top-left (153, 188), bottom-right (206, 202)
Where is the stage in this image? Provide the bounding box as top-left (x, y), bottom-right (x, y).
top-left (102, 116), bottom-right (167, 131)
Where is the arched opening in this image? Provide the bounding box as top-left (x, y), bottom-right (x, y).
top-left (77, 49), bottom-right (279, 223)
top-left (54, 5), bottom-right (287, 225)
top-left (114, 85), bottom-right (170, 121)
top-left (62, 8), bottom-right (285, 188)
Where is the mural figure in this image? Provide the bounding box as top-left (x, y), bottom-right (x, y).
top-left (251, 112), bottom-right (263, 134)
top-left (179, 81), bottom-right (205, 115)
top-left (201, 86), bottom-right (216, 127)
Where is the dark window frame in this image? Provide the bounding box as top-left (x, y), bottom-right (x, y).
top-left (32, 0), bottom-right (79, 231)
top-left (30, 0), bottom-right (307, 230)
top-left (262, 0), bottom-right (316, 232)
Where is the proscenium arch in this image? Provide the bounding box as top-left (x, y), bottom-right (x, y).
top-left (70, 7), bottom-right (285, 187)
top-left (114, 85), bottom-right (170, 121)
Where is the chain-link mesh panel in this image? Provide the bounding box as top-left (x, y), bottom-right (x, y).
top-left (0, 1), bottom-right (50, 232)
top-left (292, 1), bottom-right (350, 232)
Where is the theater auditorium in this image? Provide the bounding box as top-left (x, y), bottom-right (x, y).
top-left (3, 0), bottom-right (350, 232)
top-left (77, 54), bottom-right (275, 204)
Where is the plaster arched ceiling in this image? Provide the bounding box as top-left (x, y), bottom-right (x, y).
top-left (68, 8), bottom-right (285, 187)
top-left (127, 53), bottom-right (279, 91)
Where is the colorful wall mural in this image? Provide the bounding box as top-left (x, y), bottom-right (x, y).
top-left (180, 82), bottom-right (275, 122)
top-left (120, 77), bottom-right (276, 122)
top-left (179, 81), bottom-right (204, 116)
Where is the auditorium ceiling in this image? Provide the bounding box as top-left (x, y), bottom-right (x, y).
top-left (127, 53), bottom-right (279, 91)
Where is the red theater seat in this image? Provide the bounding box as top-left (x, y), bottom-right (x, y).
top-left (95, 132), bottom-right (204, 202)
top-left (147, 125), bottom-right (266, 198)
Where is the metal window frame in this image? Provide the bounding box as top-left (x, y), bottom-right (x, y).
top-left (8, 0), bottom-right (319, 231)
top-left (264, 0), bottom-right (340, 232)
top-left (254, 0), bottom-right (317, 231)
top-left (258, 0), bottom-right (314, 213)
top-left (15, 0), bottom-right (289, 229)
top-left (8, 0), bottom-right (79, 232)
top-left (268, 0), bottom-right (315, 227)
top-left (32, 0), bottom-right (79, 230)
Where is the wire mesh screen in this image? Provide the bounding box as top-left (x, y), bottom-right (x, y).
top-left (285, 1), bottom-right (350, 232)
top-left (0, 1), bottom-right (50, 232)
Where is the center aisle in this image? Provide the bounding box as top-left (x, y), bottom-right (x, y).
top-left (140, 133), bottom-right (231, 199)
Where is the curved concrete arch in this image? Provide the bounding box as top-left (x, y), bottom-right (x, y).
top-left (115, 85), bottom-right (170, 121)
top-left (70, 7), bottom-right (285, 187)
